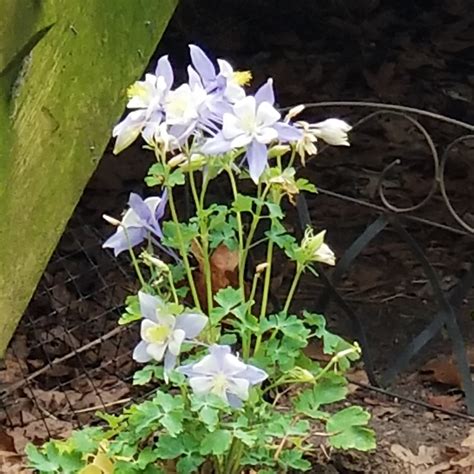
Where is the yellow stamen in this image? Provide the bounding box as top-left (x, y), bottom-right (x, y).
top-left (233, 70), bottom-right (252, 86)
top-left (127, 82), bottom-right (147, 99)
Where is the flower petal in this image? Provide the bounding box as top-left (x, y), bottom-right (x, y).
top-left (226, 393), bottom-right (243, 408)
top-left (191, 352), bottom-right (221, 376)
top-left (274, 122), bottom-right (302, 142)
top-left (187, 65), bottom-right (203, 88)
top-left (132, 340), bottom-right (152, 363)
top-left (255, 126), bottom-right (278, 145)
top-left (201, 133), bottom-right (232, 155)
top-left (256, 102), bottom-right (280, 127)
top-left (138, 291), bottom-right (160, 321)
top-left (168, 329), bottom-right (186, 356)
top-left (189, 376), bottom-right (215, 396)
top-left (164, 351), bottom-right (178, 376)
top-left (220, 353), bottom-right (247, 376)
top-left (255, 78), bottom-right (275, 105)
top-left (246, 140), bottom-right (268, 183)
top-left (140, 319), bottom-right (158, 341)
top-left (154, 55), bottom-right (174, 90)
top-left (237, 365), bottom-right (268, 385)
top-left (102, 226), bottom-right (145, 256)
top-left (222, 113), bottom-right (245, 140)
top-left (112, 111), bottom-right (145, 154)
top-left (232, 96), bottom-right (256, 122)
top-left (189, 45), bottom-right (216, 84)
top-left (146, 342), bottom-right (167, 362)
top-left (128, 193), bottom-right (151, 222)
top-left (175, 312), bottom-right (208, 339)
top-left (227, 377), bottom-right (250, 401)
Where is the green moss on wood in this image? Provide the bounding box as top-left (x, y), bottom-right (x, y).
top-left (0, 0), bottom-right (177, 356)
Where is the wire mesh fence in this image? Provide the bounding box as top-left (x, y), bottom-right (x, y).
top-left (0, 219), bottom-right (140, 440)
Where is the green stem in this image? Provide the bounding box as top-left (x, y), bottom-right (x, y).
top-left (240, 184), bottom-right (271, 276)
top-left (189, 169), bottom-right (213, 313)
top-left (259, 239), bottom-right (274, 320)
top-left (226, 167), bottom-right (245, 295)
top-left (167, 186), bottom-right (201, 310)
top-left (225, 438), bottom-right (244, 474)
top-left (282, 264), bottom-right (303, 313)
top-left (122, 227), bottom-right (146, 288)
top-left (167, 270), bottom-right (179, 304)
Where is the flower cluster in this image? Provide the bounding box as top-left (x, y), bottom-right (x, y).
top-left (104, 45), bottom-right (352, 408)
top-left (131, 288), bottom-right (267, 404)
top-left (112, 45), bottom-right (350, 184)
top-left (28, 45), bottom-right (376, 474)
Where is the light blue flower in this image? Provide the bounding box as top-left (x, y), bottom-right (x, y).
top-left (188, 44), bottom-right (245, 103)
top-left (177, 345), bottom-right (268, 407)
top-left (103, 191), bottom-right (167, 256)
top-left (112, 55), bottom-right (174, 154)
top-left (133, 292), bottom-right (208, 376)
top-left (201, 79), bottom-right (301, 183)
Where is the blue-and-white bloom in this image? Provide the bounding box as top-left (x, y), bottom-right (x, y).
top-left (201, 79), bottom-right (301, 183)
top-left (177, 345), bottom-right (268, 408)
top-left (112, 55), bottom-right (174, 154)
top-left (188, 44), bottom-right (246, 103)
top-left (102, 191), bottom-right (167, 256)
top-left (133, 292), bottom-right (208, 376)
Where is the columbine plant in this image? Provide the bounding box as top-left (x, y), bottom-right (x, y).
top-left (28, 45), bottom-right (375, 474)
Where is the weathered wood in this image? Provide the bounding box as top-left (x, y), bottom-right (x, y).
top-left (0, 0), bottom-right (177, 356)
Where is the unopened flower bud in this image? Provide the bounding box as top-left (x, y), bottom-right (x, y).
top-left (142, 252), bottom-right (169, 272)
top-left (256, 262), bottom-right (269, 274)
top-left (285, 104), bottom-right (305, 122)
top-left (179, 153), bottom-right (207, 171)
top-left (311, 119), bottom-right (351, 146)
top-left (102, 214), bottom-right (122, 226)
top-left (301, 228), bottom-right (336, 266)
top-left (287, 366), bottom-right (315, 383)
top-left (168, 153), bottom-right (186, 168)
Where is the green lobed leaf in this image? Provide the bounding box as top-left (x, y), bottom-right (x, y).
top-left (198, 406), bottom-right (219, 431)
top-left (214, 287), bottom-right (242, 312)
top-left (327, 406), bottom-right (375, 451)
top-left (278, 449), bottom-right (312, 471)
top-left (137, 446), bottom-right (160, 468)
top-left (199, 429), bottom-right (232, 455)
top-left (133, 365), bottom-right (163, 386)
top-left (119, 295), bottom-right (141, 325)
top-left (232, 193), bottom-right (254, 213)
top-left (176, 455), bottom-right (205, 474)
top-left (168, 169), bottom-right (185, 187)
top-left (154, 434), bottom-right (186, 459)
top-left (25, 444), bottom-right (60, 473)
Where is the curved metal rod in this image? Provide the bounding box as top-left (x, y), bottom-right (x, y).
top-left (292, 101), bottom-right (473, 233)
top-left (439, 134), bottom-right (474, 233)
top-left (281, 101), bottom-right (474, 131)
top-left (351, 110), bottom-right (440, 213)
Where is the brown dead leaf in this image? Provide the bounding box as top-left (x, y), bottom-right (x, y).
top-left (390, 443), bottom-right (440, 468)
top-left (193, 243), bottom-right (239, 309)
top-left (304, 340), bottom-right (332, 363)
top-left (420, 348), bottom-right (474, 389)
top-left (425, 393), bottom-right (463, 411)
top-left (0, 430), bottom-right (15, 453)
top-left (347, 368), bottom-right (369, 394)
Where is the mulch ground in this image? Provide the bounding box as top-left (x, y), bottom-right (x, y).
top-left (1, 0), bottom-right (474, 472)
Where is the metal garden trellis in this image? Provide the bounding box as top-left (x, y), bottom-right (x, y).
top-left (293, 101), bottom-right (474, 414)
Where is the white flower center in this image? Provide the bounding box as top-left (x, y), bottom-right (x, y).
top-left (211, 372), bottom-right (229, 395)
top-left (145, 325), bottom-right (171, 344)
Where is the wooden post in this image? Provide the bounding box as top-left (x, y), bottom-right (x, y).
top-left (0, 0), bottom-right (177, 356)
